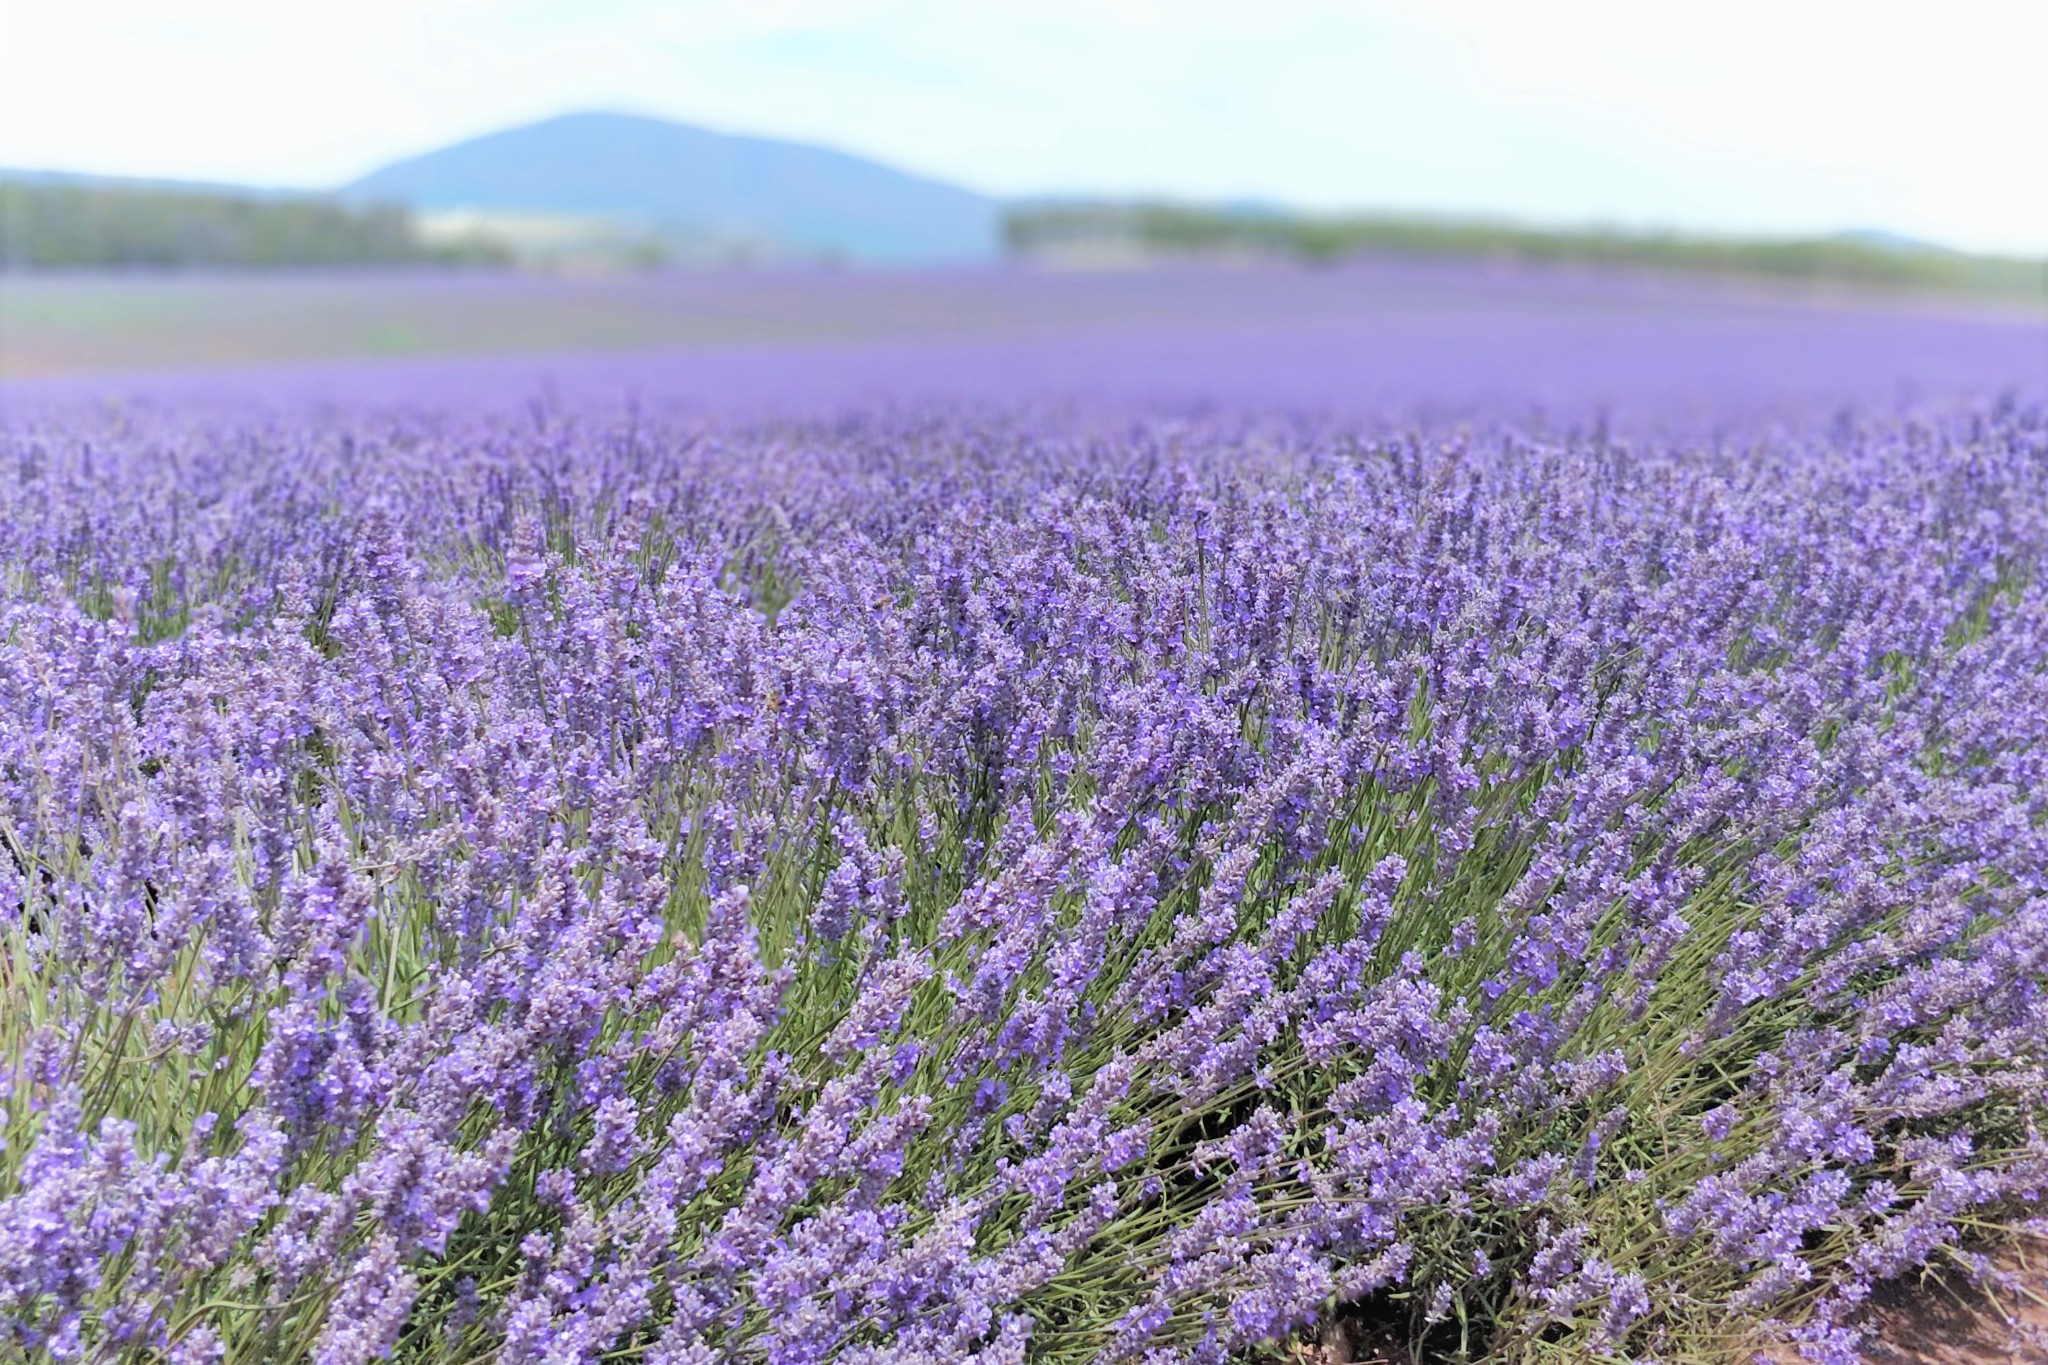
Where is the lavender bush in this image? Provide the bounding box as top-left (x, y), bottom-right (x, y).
top-left (1, 397), bottom-right (2045, 1364)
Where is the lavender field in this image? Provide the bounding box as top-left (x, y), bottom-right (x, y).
top-left (2, 272), bottom-right (2046, 1363)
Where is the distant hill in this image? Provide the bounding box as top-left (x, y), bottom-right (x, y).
top-left (346, 112), bottom-right (1000, 265)
top-left (8, 124), bottom-right (2036, 292)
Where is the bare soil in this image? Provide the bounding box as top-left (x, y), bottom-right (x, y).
top-left (1280, 1239), bottom-right (2048, 1364)
top-left (1766, 1238), bottom-right (2048, 1365)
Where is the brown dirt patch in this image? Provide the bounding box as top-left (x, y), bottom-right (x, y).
top-left (1762, 1238), bottom-right (2048, 1365)
top-left (1279, 1239), bottom-right (2048, 1363)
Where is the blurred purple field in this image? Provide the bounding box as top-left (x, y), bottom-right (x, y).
top-left (4, 260), bottom-right (2041, 424)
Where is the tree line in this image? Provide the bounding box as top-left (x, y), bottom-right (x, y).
top-left (0, 180), bottom-right (507, 269)
top-left (1004, 202), bottom-right (2045, 301)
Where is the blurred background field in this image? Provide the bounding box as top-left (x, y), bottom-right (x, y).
top-left (6, 261), bottom-right (2042, 428)
top-left (5, 254), bottom-right (2035, 374)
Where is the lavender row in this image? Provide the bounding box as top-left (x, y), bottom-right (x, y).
top-left (2, 401), bottom-right (2045, 1363)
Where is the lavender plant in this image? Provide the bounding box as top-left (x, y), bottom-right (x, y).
top-left (0, 399), bottom-right (2044, 1364)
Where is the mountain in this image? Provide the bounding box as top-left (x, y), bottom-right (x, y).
top-left (345, 112), bottom-right (1000, 264)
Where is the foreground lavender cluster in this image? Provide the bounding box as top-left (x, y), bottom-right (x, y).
top-left (2, 401), bottom-right (2045, 1364)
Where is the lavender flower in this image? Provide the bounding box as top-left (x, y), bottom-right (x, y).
top-left (2, 367), bottom-right (2044, 1362)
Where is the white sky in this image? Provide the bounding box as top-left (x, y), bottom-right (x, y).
top-left (1, 0), bottom-right (2043, 254)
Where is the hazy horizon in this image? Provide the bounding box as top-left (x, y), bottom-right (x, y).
top-left (2, 1), bottom-right (2043, 257)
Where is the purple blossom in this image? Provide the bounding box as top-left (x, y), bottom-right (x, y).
top-left (1, 353), bottom-right (2045, 1363)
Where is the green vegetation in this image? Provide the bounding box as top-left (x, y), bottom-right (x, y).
top-left (1005, 202), bottom-right (2047, 301)
top-left (0, 180), bottom-right (510, 269)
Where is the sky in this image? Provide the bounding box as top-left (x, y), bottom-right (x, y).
top-left (1, 0), bottom-right (2043, 256)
